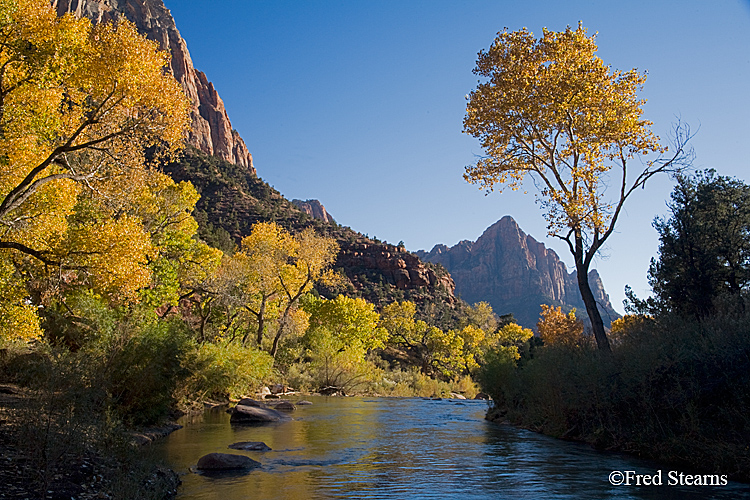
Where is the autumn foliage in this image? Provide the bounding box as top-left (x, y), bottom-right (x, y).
top-left (0, 0), bottom-right (190, 340)
top-left (463, 23), bottom-right (691, 352)
top-left (537, 305), bottom-right (584, 347)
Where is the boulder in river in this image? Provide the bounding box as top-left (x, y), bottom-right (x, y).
top-left (228, 441), bottom-right (272, 451)
top-left (196, 453), bottom-right (261, 471)
top-left (230, 404), bottom-right (292, 423)
top-left (265, 400), bottom-right (296, 412)
top-left (297, 400), bottom-right (313, 406)
top-left (237, 398), bottom-right (265, 407)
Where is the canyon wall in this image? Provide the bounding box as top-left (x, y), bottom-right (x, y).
top-left (51, 0), bottom-right (255, 173)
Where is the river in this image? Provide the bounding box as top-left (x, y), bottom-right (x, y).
top-left (154, 396), bottom-right (749, 499)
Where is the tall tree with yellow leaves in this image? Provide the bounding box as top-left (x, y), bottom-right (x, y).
top-left (203, 222), bottom-right (339, 357)
top-left (463, 23), bottom-right (692, 352)
top-left (0, 0), bottom-right (189, 340)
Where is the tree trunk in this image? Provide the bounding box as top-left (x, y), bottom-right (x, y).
top-left (255, 296), bottom-right (267, 347)
top-left (575, 261), bottom-right (612, 353)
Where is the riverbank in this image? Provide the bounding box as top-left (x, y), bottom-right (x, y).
top-left (478, 308), bottom-right (750, 484)
top-left (0, 384), bottom-right (181, 500)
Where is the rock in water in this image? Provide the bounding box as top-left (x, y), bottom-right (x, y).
top-left (196, 453), bottom-right (260, 471)
top-left (230, 404), bottom-right (292, 423)
top-left (228, 442), bottom-right (272, 451)
top-left (236, 398), bottom-right (265, 408)
top-left (265, 400), bottom-right (296, 412)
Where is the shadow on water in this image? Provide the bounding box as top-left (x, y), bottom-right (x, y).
top-left (154, 397), bottom-right (750, 500)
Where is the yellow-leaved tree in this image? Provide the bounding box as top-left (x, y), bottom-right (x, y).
top-left (198, 222), bottom-right (339, 357)
top-left (0, 0), bottom-right (189, 340)
top-left (537, 305), bottom-right (584, 347)
top-left (463, 24), bottom-right (691, 352)
top-left (302, 294), bottom-right (387, 391)
top-left (381, 300), bottom-right (499, 378)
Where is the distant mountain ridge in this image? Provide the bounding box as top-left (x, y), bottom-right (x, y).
top-left (52, 0), bottom-right (255, 172)
top-left (416, 216), bottom-right (620, 329)
top-left (164, 149), bottom-right (459, 324)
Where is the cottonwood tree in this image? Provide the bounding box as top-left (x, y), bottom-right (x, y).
top-left (463, 23), bottom-right (692, 352)
top-left (381, 300), bottom-right (499, 377)
top-left (0, 0), bottom-right (189, 339)
top-left (200, 222), bottom-right (339, 357)
top-left (302, 294), bottom-right (387, 390)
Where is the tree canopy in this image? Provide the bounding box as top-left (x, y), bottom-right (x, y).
top-left (633, 170), bottom-right (750, 318)
top-left (463, 23), bottom-right (691, 351)
top-left (0, 0), bottom-right (190, 341)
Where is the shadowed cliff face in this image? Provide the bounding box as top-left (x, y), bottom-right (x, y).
top-left (417, 216), bottom-right (620, 329)
top-left (51, 0), bottom-right (254, 173)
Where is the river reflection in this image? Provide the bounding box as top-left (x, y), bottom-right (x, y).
top-left (155, 396), bottom-right (749, 499)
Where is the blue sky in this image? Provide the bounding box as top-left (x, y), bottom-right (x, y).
top-left (164, 0), bottom-right (750, 314)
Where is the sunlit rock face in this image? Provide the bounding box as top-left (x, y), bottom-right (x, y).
top-left (417, 216), bottom-right (619, 329)
top-left (291, 199), bottom-right (336, 224)
top-left (51, 0), bottom-right (255, 174)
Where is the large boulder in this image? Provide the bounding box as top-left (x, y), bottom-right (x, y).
top-left (196, 453), bottom-right (261, 471)
top-left (230, 404), bottom-right (292, 424)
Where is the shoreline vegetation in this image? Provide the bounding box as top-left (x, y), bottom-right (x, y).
top-left (476, 169), bottom-right (750, 483)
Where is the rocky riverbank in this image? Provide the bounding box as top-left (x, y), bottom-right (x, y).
top-left (0, 384), bottom-right (181, 500)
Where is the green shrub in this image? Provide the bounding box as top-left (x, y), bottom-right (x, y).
top-left (102, 318), bottom-right (194, 426)
top-left (182, 340), bottom-right (274, 401)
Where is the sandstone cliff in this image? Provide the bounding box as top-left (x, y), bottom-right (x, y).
top-left (417, 216), bottom-right (620, 329)
top-left (335, 240), bottom-right (456, 304)
top-left (51, 0), bottom-right (255, 173)
top-left (291, 199), bottom-right (336, 224)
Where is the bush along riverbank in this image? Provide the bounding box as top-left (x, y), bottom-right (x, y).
top-left (478, 309), bottom-right (750, 482)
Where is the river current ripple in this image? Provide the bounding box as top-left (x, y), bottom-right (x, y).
top-left (155, 396), bottom-right (749, 499)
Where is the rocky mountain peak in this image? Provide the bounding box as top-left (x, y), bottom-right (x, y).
top-left (291, 199), bottom-right (336, 224)
top-left (51, 0), bottom-right (255, 173)
top-left (417, 215), bottom-right (619, 329)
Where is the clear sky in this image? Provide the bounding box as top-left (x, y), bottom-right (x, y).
top-left (164, 0), bottom-right (750, 314)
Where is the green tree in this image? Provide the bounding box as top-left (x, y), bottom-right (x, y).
top-left (636, 170), bottom-right (750, 318)
top-left (463, 24), bottom-right (691, 352)
top-left (381, 300), bottom-right (496, 378)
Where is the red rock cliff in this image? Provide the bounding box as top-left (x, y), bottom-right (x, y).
top-left (417, 216), bottom-right (619, 329)
top-left (51, 0), bottom-right (255, 174)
